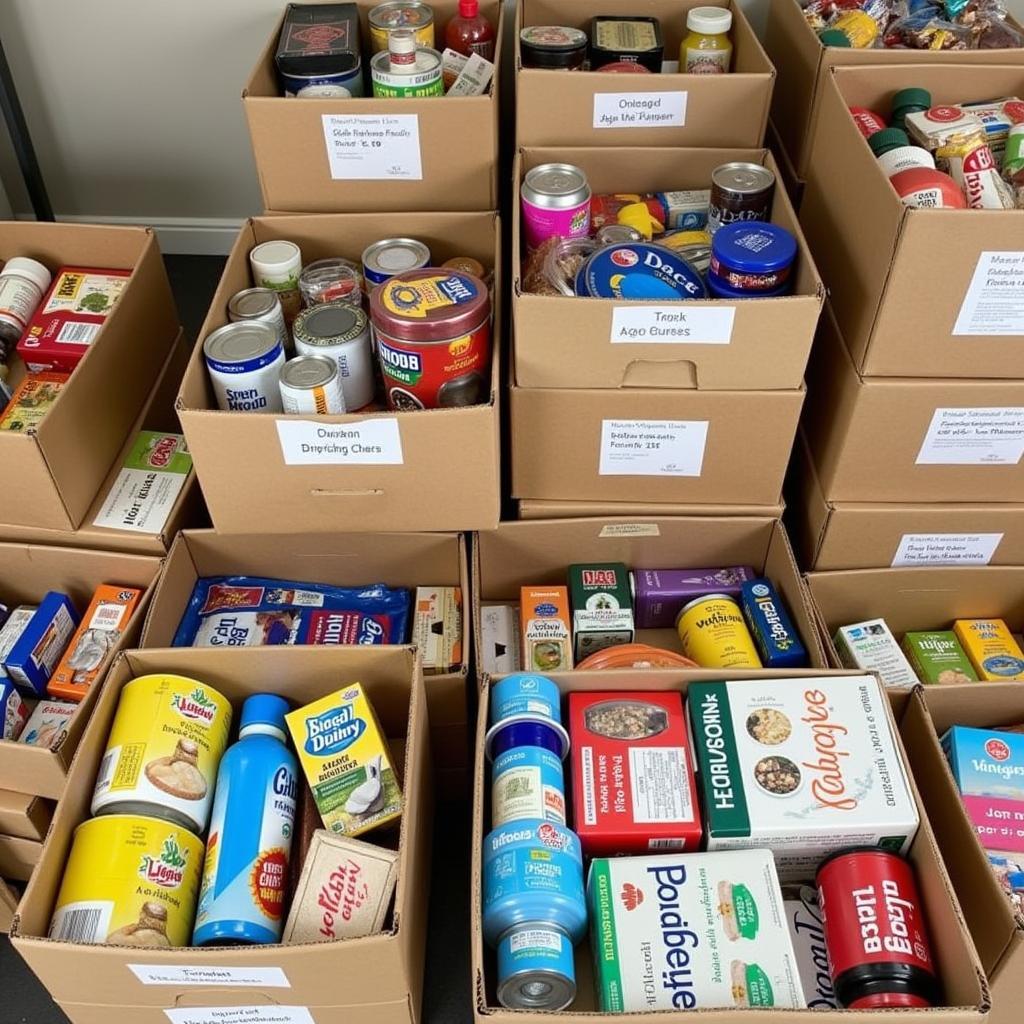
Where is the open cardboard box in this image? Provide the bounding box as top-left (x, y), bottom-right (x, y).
top-left (473, 516), bottom-right (827, 671)
top-left (518, 497), bottom-right (784, 518)
top-left (177, 212), bottom-right (502, 534)
top-left (470, 668), bottom-right (988, 1023)
top-left (513, 147), bottom-right (823, 391)
top-left (0, 543), bottom-right (162, 800)
top-left (801, 64), bottom-right (1024, 379)
top-left (11, 645), bottom-right (432, 1024)
top-left (0, 834), bottom-right (40, 882)
top-left (0, 878), bottom-right (17, 934)
top-left (515, 0), bottom-right (775, 147)
top-left (0, 790), bottom-right (53, 841)
top-left (243, 0), bottom-right (501, 213)
top-left (0, 222), bottom-right (178, 531)
top-left (803, 305), bottom-right (1024, 503)
top-left (140, 528), bottom-right (471, 798)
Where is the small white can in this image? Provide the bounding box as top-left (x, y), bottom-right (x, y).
top-left (204, 321), bottom-right (285, 413)
top-left (279, 355), bottom-right (346, 415)
top-left (249, 240), bottom-right (302, 321)
top-left (293, 301), bottom-right (375, 411)
top-left (228, 287), bottom-right (289, 352)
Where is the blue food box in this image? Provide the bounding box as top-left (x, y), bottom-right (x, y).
top-left (4, 591), bottom-right (79, 696)
top-left (942, 725), bottom-right (1024, 802)
top-left (740, 578), bottom-right (808, 668)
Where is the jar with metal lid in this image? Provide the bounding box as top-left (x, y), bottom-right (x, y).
top-left (298, 258), bottom-right (363, 308)
top-left (228, 287), bottom-right (289, 353)
top-left (369, 0), bottom-right (435, 53)
top-left (521, 163), bottom-right (591, 252)
top-left (0, 257), bottom-right (51, 349)
top-left (293, 301), bottom-right (375, 411)
top-left (250, 240), bottom-right (302, 322)
top-left (519, 26), bottom-right (588, 69)
top-left (595, 224), bottom-right (643, 246)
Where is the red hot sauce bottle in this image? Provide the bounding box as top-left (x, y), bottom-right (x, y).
top-left (446, 0), bottom-right (495, 60)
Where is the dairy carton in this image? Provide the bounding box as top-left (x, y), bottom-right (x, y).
top-left (833, 618), bottom-right (917, 688)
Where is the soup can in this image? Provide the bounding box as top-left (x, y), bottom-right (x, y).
top-left (227, 287), bottom-right (289, 353)
top-left (369, 1), bottom-right (435, 53)
top-left (293, 301), bottom-right (375, 411)
top-left (279, 355), bottom-right (346, 414)
top-left (675, 594), bottom-right (763, 669)
top-left (280, 60), bottom-right (364, 98)
top-left (521, 163), bottom-right (591, 252)
top-left (362, 238), bottom-right (431, 288)
top-left (490, 673), bottom-right (563, 727)
top-left (203, 321), bottom-right (286, 413)
top-left (371, 47), bottom-right (444, 98)
top-left (708, 162), bottom-right (775, 236)
top-left (49, 814), bottom-right (204, 947)
top-left (370, 268), bottom-right (491, 410)
top-left (491, 719), bottom-right (568, 827)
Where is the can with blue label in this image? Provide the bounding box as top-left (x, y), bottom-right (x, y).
top-left (496, 922), bottom-right (577, 1010)
top-left (581, 242), bottom-right (707, 301)
top-left (193, 694), bottom-right (298, 946)
top-left (280, 60), bottom-right (365, 98)
top-left (708, 221), bottom-right (797, 295)
top-left (740, 578), bottom-right (809, 669)
top-left (490, 719), bottom-right (567, 827)
top-left (203, 321), bottom-right (286, 414)
top-left (490, 673), bottom-right (562, 727)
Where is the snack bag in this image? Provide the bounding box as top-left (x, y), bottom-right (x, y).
top-left (939, 126), bottom-right (1016, 208)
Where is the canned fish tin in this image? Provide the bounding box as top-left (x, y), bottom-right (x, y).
top-left (676, 594), bottom-right (763, 669)
top-left (362, 238), bottom-right (432, 287)
top-left (279, 355), bottom-right (346, 414)
top-left (369, 1), bottom-right (435, 53)
top-left (371, 47), bottom-right (444, 98)
top-left (521, 164), bottom-right (591, 252)
top-left (490, 719), bottom-right (568, 826)
top-left (293, 301), bottom-right (375, 410)
top-left (91, 674), bottom-right (233, 834)
top-left (370, 268), bottom-right (491, 410)
top-left (497, 922), bottom-right (577, 1010)
top-left (490, 672), bottom-right (562, 727)
top-left (203, 321), bottom-right (286, 413)
top-left (708, 162), bottom-right (776, 236)
top-left (227, 287), bottom-right (289, 353)
top-left (49, 814), bottom-right (203, 947)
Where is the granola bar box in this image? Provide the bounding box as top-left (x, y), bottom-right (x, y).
top-left (688, 676), bottom-right (919, 880)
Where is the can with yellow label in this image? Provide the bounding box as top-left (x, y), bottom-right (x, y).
top-left (676, 594), bottom-right (763, 669)
top-left (91, 674), bottom-right (233, 835)
top-left (49, 814), bottom-right (204, 947)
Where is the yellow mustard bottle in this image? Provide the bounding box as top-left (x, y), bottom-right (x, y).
top-left (681, 6), bottom-right (733, 74)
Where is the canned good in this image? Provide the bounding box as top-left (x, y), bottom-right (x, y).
top-left (293, 301), bottom-right (375, 411)
top-left (370, 268), bottom-right (491, 410)
top-left (280, 60), bottom-right (364, 98)
top-left (49, 814), bottom-right (204, 947)
top-left (581, 242), bottom-right (706, 300)
top-left (369, 1), bottom-right (435, 53)
top-left (442, 255), bottom-right (486, 280)
top-left (490, 672), bottom-right (563, 728)
top-left (490, 719), bottom-right (568, 827)
top-left (708, 162), bottom-right (776, 236)
top-left (91, 674), bottom-right (233, 834)
top-left (709, 222), bottom-right (797, 294)
top-left (203, 321), bottom-right (286, 413)
top-left (296, 83), bottom-right (352, 98)
top-left (371, 46), bottom-right (444, 98)
top-left (519, 26), bottom-right (588, 70)
top-left (521, 163), bottom-right (591, 252)
top-left (228, 287), bottom-right (289, 353)
top-left (362, 238), bottom-right (432, 287)
top-left (675, 593), bottom-right (763, 669)
top-left (298, 258), bottom-right (362, 307)
top-left (249, 240), bottom-right (303, 322)
top-left (595, 224), bottom-right (643, 245)
top-left (279, 355), bottom-right (346, 414)
top-left (496, 922), bottom-right (577, 1010)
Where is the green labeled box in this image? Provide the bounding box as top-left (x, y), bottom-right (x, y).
top-left (568, 562), bottom-right (634, 663)
top-left (902, 631), bottom-right (979, 686)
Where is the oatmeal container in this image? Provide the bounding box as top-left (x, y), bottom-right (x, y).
top-left (362, 238), bottom-right (431, 287)
top-left (279, 355), bottom-right (346, 415)
top-left (204, 321), bottom-right (286, 413)
top-left (228, 287), bottom-right (289, 352)
top-left (293, 301), bottom-right (375, 411)
top-left (521, 164), bottom-right (591, 253)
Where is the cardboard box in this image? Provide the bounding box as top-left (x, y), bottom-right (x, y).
top-left (0, 222), bottom-right (178, 531)
top-left (518, 498), bottom-right (784, 519)
top-left (0, 544), bottom-right (161, 799)
top-left (11, 645), bottom-right (432, 1024)
top-left (802, 305), bottom-right (1024, 503)
top-left (177, 212), bottom-right (501, 534)
top-left (0, 834), bottom-right (41, 882)
top-left (0, 878), bottom-right (17, 934)
top-left (243, 0), bottom-right (501, 213)
top-left (764, 0), bottom-right (1024, 179)
top-left (515, 0), bottom-right (775, 148)
top-left (513, 148), bottom-right (823, 391)
top-left (0, 790), bottom-right (53, 841)
top-left (800, 64), bottom-right (1024, 379)
top-left (473, 517), bottom-right (828, 674)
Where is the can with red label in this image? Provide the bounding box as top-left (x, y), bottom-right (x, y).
top-left (369, 268), bottom-right (491, 410)
top-left (816, 848), bottom-right (939, 1009)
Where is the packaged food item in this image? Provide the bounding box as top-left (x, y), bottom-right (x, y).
top-left (580, 242), bottom-right (706, 300)
top-left (520, 586), bottom-right (572, 672)
top-left (297, 258), bottom-right (362, 308)
top-left (48, 585), bottom-right (143, 702)
top-left (889, 166), bottom-right (968, 208)
top-left (658, 232), bottom-right (712, 273)
top-left (677, 595), bottom-right (762, 669)
top-left (18, 699), bottom-right (76, 749)
top-left (481, 605), bottom-right (521, 675)
top-left (447, 50), bottom-right (496, 96)
top-left (172, 577), bottom-right (410, 648)
top-left (362, 238), bottom-right (431, 287)
top-left (850, 106), bottom-right (888, 138)
top-left (4, 591), bottom-right (79, 696)
top-left (833, 618), bottom-right (918, 687)
top-left (203, 321), bottom-right (286, 413)
top-left (286, 683), bottom-right (402, 837)
top-left (0, 257), bottom-right (50, 351)
top-left (282, 830), bottom-right (399, 943)
top-left (490, 717), bottom-right (567, 826)
top-left (369, 0), bottom-right (434, 54)
top-left (370, 35), bottom-right (444, 99)
top-left (537, 236), bottom-right (598, 296)
top-left (0, 606), bottom-right (37, 684)
top-left (0, 372), bottom-right (70, 432)
top-left (960, 97), bottom-right (1024, 159)
top-left (708, 162), bottom-right (776, 235)
top-left (819, 9), bottom-right (881, 46)
top-left (953, 618), bottom-right (1024, 680)
top-left (783, 884), bottom-right (839, 1009)
top-left (740, 579), bottom-right (808, 669)
top-left (250, 240), bottom-right (303, 322)
top-left (292, 301), bottom-right (374, 412)
top-left (445, 0), bottom-right (495, 60)
top-left (275, 2), bottom-right (363, 97)
top-left (588, 849), bottom-right (806, 1011)
top-left (568, 691), bottom-right (701, 857)
top-left (631, 566), bottom-right (757, 628)
top-left (901, 630), bottom-right (978, 684)
top-left (883, 9), bottom-right (970, 48)
top-left (987, 850), bottom-right (1024, 911)
top-left (411, 585), bottom-right (462, 673)
top-left (658, 189), bottom-right (712, 230)
top-left (681, 6), bottom-right (733, 73)
top-left (520, 163), bottom-right (591, 253)
top-left (589, 15), bottom-right (663, 72)
top-left (709, 222), bottom-right (798, 295)
top-left (518, 26), bottom-right (588, 70)
top-left (489, 672), bottom-right (563, 729)
top-left (279, 354), bottom-right (347, 414)
top-left (940, 125), bottom-right (1016, 208)
top-left (567, 563), bottom-right (634, 663)
top-left (689, 675), bottom-right (920, 879)
top-left (0, 678), bottom-right (28, 740)
top-left (589, 193), bottom-right (663, 234)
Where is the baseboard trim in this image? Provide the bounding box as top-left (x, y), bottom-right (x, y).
top-left (15, 213), bottom-right (243, 255)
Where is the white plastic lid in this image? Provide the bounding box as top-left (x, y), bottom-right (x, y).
top-left (687, 6), bottom-right (733, 35)
top-left (250, 240), bottom-right (301, 270)
top-left (3, 256), bottom-right (52, 293)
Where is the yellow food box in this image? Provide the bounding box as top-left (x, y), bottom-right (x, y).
top-left (285, 683), bottom-right (402, 837)
top-left (952, 618), bottom-right (1024, 682)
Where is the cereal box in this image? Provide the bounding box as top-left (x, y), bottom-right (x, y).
top-left (902, 631), bottom-right (978, 685)
top-left (782, 885), bottom-right (839, 1010)
top-left (4, 592), bottom-right (79, 696)
top-left (953, 619), bottom-right (1024, 681)
top-left (0, 606), bottom-right (36, 684)
top-left (0, 373), bottom-right (69, 432)
top-left (833, 619), bottom-right (917, 688)
top-left (688, 676), bottom-right (919, 880)
top-left (520, 586), bottom-right (572, 672)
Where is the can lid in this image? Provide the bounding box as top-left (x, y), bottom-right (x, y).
top-left (294, 300), bottom-right (367, 343)
top-left (711, 162), bottom-right (776, 197)
top-left (711, 222), bottom-right (798, 274)
top-left (203, 321), bottom-right (279, 364)
top-left (868, 127), bottom-right (911, 156)
top-left (370, 268), bottom-right (490, 341)
top-left (687, 6), bottom-right (733, 35)
top-left (519, 26), bottom-right (588, 51)
top-left (3, 256), bottom-right (52, 293)
top-left (891, 87), bottom-right (932, 115)
top-left (240, 693), bottom-right (290, 735)
top-left (523, 164), bottom-right (590, 208)
top-left (371, 1), bottom-right (434, 29)
top-left (363, 238), bottom-right (431, 276)
top-left (280, 354), bottom-right (337, 389)
top-left (583, 243), bottom-right (706, 300)
top-left (229, 288), bottom-right (279, 319)
top-left (250, 240), bottom-right (301, 270)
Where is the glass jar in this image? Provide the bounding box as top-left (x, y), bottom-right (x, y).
top-left (681, 7), bottom-right (733, 74)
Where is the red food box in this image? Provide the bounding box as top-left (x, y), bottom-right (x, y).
top-left (568, 691), bottom-right (702, 857)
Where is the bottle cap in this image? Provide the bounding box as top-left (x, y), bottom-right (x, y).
top-left (388, 28), bottom-right (417, 69)
top-left (459, 0), bottom-right (479, 17)
top-left (868, 127), bottom-right (911, 156)
top-left (4, 256), bottom-right (52, 293)
top-left (819, 29), bottom-right (851, 46)
top-left (240, 693), bottom-right (290, 734)
top-left (891, 87), bottom-right (932, 116)
top-left (686, 6), bottom-right (733, 35)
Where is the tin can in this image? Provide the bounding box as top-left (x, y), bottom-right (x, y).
top-left (279, 355), bottom-right (346, 414)
top-left (675, 594), bottom-right (763, 669)
top-left (496, 922), bottom-right (577, 1010)
top-left (280, 60), bottom-right (364, 98)
top-left (490, 719), bottom-right (568, 827)
top-left (490, 672), bottom-right (563, 728)
top-left (817, 849), bottom-right (939, 1009)
top-left (371, 47), bottom-right (444, 98)
top-left (370, 268), bottom-right (491, 410)
top-left (709, 222), bottom-right (797, 294)
top-left (49, 814), bottom-right (204, 947)
top-left (362, 238), bottom-right (432, 287)
top-left (369, 1), bottom-right (435, 53)
top-left (708, 162), bottom-right (776, 236)
top-left (91, 674), bottom-right (233, 835)
top-left (228, 287), bottom-right (289, 353)
top-left (521, 164), bottom-right (591, 253)
top-left (249, 240), bottom-right (303, 321)
top-left (595, 224), bottom-right (643, 245)
top-left (203, 321), bottom-right (286, 413)
top-left (519, 26), bottom-right (588, 70)
top-left (298, 257), bottom-right (362, 307)
top-left (293, 301), bottom-right (375, 411)
top-left (442, 255), bottom-right (486, 280)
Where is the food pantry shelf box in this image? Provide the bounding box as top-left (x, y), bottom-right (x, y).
top-left (0, 789), bottom-right (53, 841)
top-left (0, 222), bottom-right (178, 532)
top-left (513, 148), bottom-right (823, 391)
top-left (518, 498), bottom-right (784, 519)
top-left (11, 645), bottom-right (432, 1023)
top-left (177, 212), bottom-right (501, 534)
top-left (515, 0), bottom-right (775, 148)
top-left (243, 0), bottom-right (501, 213)
top-left (801, 64), bottom-right (1024, 380)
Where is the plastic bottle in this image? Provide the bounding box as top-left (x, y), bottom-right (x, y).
top-left (819, 10), bottom-right (879, 47)
top-left (193, 694), bottom-right (298, 946)
top-left (891, 88), bottom-right (931, 133)
top-left (446, 0), bottom-right (495, 60)
top-left (889, 167), bottom-right (967, 209)
top-left (681, 7), bottom-right (733, 74)
top-left (0, 257), bottom-right (51, 350)
top-left (868, 127), bottom-right (936, 179)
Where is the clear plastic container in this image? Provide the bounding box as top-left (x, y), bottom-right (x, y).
top-left (298, 258), bottom-right (363, 307)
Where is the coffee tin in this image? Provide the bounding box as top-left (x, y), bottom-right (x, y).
top-left (203, 321), bottom-right (286, 413)
top-left (362, 238), bottom-right (432, 287)
top-left (675, 594), bottom-right (762, 669)
top-left (293, 301), bottom-right (375, 410)
top-left (279, 355), bottom-right (346, 414)
top-left (228, 287), bottom-right (289, 352)
top-left (521, 164), bottom-right (591, 252)
top-left (369, 1), bottom-right (435, 53)
top-left (371, 47), bottom-right (444, 98)
top-left (708, 162), bottom-right (776, 235)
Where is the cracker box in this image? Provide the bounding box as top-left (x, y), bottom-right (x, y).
top-left (0, 373), bottom-right (69, 432)
top-left (4, 592), bottom-right (79, 696)
top-left (520, 586), bottom-right (572, 672)
top-left (18, 699), bottom-right (75, 750)
top-left (953, 618), bottom-right (1024, 681)
top-left (411, 586), bottom-right (462, 675)
top-left (782, 884), bottom-right (839, 1010)
top-left (833, 618), bottom-right (918, 688)
top-left (568, 563), bottom-right (634, 663)
top-left (688, 676), bottom-right (919, 880)
top-left (902, 631), bottom-right (979, 686)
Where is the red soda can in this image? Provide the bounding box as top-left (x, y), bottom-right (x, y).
top-left (816, 849), bottom-right (939, 1009)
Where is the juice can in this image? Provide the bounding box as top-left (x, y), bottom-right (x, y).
top-left (675, 594), bottom-right (762, 669)
top-left (521, 164), bottom-right (591, 253)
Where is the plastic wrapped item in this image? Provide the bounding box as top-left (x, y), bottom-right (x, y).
top-left (522, 235), bottom-right (598, 296)
top-left (884, 8), bottom-right (972, 46)
top-left (957, 0), bottom-right (1024, 47)
top-left (939, 125), bottom-right (1017, 207)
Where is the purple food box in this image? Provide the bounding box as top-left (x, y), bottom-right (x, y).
top-left (630, 567), bottom-right (758, 629)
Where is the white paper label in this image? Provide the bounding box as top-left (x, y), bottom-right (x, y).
top-left (593, 92), bottom-right (687, 129)
top-left (599, 419), bottom-right (708, 477)
top-left (610, 306), bottom-right (735, 345)
top-left (93, 467), bottom-right (187, 534)
top-left (599, 523), bottom-right (661, 538)
top-left (276, 418), bottom-right (404, 466)
top-left (915, 407), bottom-right (1024, 465)
top-left (321, 113), bottom-right (422, 180)
top-left (892, 532), bottom-right (1004, 567)
top-left (130, 966), bottom-right (290, 987)
top-left (164, 1008), bottom-right (312, 1024)
top-left (953, 251), bottom-right (1024, 335)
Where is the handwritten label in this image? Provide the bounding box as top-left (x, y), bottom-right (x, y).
top-left (610, 306), bottom-right (734, 345)
top-left (321, 113), bottom-right (422, 180)
top-left (593, 92), bottom-right (687, 129)
top-left (130, 965), bottom-right (290, 987)
top-left (165, 1008), bottom-right (313, 1024)
top-left (599, 523), bottom-right (662, 538)
top-left (892, 533), bottom-right (1003, 567)
top-left (954, 252), bottom-right (1024, 335)
top-left (599, 419), bottom-right (707, 476)
top-left (915, 407), bottom-right (1024, 465)
top-left (276, 418), bottom-right (404, 466)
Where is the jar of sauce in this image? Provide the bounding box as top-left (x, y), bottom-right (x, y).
top-left (681, 7), bottom-right (733, 74)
